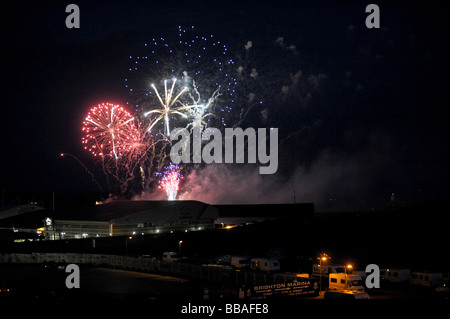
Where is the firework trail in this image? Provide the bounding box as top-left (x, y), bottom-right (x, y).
top-left (60, 152), bottom-right (103, 191)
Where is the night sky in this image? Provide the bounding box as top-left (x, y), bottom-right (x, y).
top-left (2, 1), bottom-right (449, 211)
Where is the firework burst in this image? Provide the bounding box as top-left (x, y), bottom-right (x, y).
top-left (82, 102), bottom-right (138, 160)
top-left (157, 163), bottom-right (183, 201)
top-left (144, 78), bottom-right (197, 135)
top-left (126, 25), bottom-right (243, 132)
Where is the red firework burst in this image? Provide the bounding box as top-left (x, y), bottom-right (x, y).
top-left (81, 102), bottom-right (138, 159)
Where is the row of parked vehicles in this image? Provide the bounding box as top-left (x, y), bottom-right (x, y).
top-left (230, 256), bottom-right (280, 272)
top-left (313, 263), bottom-right (449, 299)
top-left (313, 263), bottom-right (448, 289)
top-left (158, 253), bottom-right (281, 272)
top-left (154, 253), bottom-right (449, 299)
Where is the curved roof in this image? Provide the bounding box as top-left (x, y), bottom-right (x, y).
top-left (99, 200), bottom-right (219, 225)
top-left (0, 205), bottom-right (44, 220)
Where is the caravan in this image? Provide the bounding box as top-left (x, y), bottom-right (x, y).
top-left (250, 258), bottom-right (280, 272)
top-left (410, 271), bottom-right (443, 287)
top-left (380, 268), bottom-right (410, 282)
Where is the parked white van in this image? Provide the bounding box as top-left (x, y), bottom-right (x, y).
top-left (329, 273), bottom-right (365, 292)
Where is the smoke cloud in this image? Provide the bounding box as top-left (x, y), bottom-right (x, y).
top-left (175, 151), bottom-right (366, 211)
top-left (134, 130), bottom-right (394, 212)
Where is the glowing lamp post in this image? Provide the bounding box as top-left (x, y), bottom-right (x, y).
top-left (179, 240), bottom-right (183, 256)
top-left (345, 264), bottom-right (353, 289)
top-left (318, 253), bottom-right (330, 293)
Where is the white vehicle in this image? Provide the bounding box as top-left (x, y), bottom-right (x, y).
top-left (231, 256), bottom-right (250, 269)
top-left (312, 263), bottom-right (346, 277)
top-left (380, 268), bottom-right (410, 282)
top-left (324, 290), bottom-right (370, 300)
top-left (250, 258), bottom-right (280, 272)
top-left (162, 252), bottom-right (180, 263)
top-left (329, 273), bottom-right (365, 292)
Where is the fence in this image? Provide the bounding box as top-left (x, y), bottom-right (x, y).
top-left (0, 253), bottom-right (276, 287)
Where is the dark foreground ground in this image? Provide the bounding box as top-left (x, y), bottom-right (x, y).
top-left (0, 264), bottom-right (202, 300)
top-left (1, 264), bottom-right (446, 299)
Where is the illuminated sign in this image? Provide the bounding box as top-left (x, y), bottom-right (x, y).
top-left (45, 217), bottom-right (53, 226)
top-left (241, 279), bottom-right (320, 299)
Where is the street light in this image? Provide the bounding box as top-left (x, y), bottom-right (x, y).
top-left (179, 240), bottom-right (183, 256)
top-left (345, 264), bottom-right (353, 289)
top-left (318, 253), bottom-right (331, 293)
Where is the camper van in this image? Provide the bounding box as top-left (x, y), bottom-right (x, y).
top-left (250, 258), bottom-right (280, 272)
top-left (329, 273), bottom-right (365, 292)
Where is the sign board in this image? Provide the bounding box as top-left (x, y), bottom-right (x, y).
top-left (240, 279), bottom-right (320, 299)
